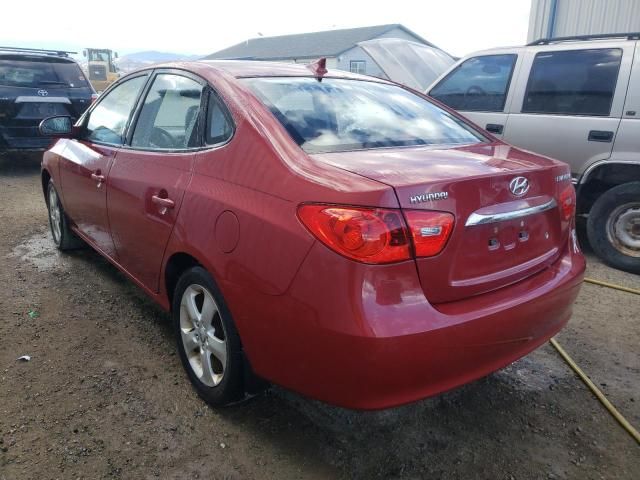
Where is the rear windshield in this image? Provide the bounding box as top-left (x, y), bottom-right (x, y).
top-left (0, 57), bottom-right (90, 89)
top-left (242, 77), bottom-right (485, 153)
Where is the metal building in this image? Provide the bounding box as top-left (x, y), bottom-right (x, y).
top-left (204, 24), bottom-right (439, 79)
top-left (528, 0), bottom-right (640, 42)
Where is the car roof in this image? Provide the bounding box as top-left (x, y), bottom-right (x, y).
top-left (462, 35), bottom-right (639, 58)
top-left (149, 59), bottom-right (393, 83)
top-left (0, 52), bottom-right (78, 63)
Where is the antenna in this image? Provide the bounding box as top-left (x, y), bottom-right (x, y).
top-left (306, 57), bottom-right (328, 78)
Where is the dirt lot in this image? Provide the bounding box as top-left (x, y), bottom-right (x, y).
top-left (0, 156), bottom-right (638, 480)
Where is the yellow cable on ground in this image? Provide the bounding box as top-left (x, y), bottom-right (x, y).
top-left (549, 337), bottom-right (640, 445)
top-left (584, 277), bottom-right (640, 296)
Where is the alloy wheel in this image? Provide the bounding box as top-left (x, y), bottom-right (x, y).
top-left (179, 284), bottom-right (227, 387)
top-left (48, 186), bottom-right (62, 244)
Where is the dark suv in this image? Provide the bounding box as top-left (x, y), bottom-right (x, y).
top-left (0, 46), bottom-right (95, 157)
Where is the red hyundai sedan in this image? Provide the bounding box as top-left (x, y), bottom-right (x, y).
top-left (39, 60), bottom-right (585, 409)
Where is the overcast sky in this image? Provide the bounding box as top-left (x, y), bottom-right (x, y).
top-left (1, 0), bottom-right (531, 58)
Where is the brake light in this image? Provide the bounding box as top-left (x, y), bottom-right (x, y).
top-left (404, 210), bottom-right (455, 257)
top-left (298, 204), bottom-right (456, 264)
top-left (91, 93), bottom-right (99, 103)
top-left (297, 205), bottom-right (411, 264)
top-left (559, 185), bottom-right (576, 220)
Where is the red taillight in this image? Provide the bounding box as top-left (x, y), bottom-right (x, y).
top-left (298, 204), bottom-right (455, 264)
top-left (559, 185), bottom-right (576, 220)
top-left (404, 210), bottom-right (455, 257)
top-left (297, 205), bottom-right (411, 264)
top-left (91, 93), bottom-right (99, 104)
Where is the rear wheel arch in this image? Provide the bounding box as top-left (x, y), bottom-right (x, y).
top-left (164, 252), bottom-right (202, 308)
top-left (164, 252), bottom-right (267, 394)
top-left (577, 162), bottom-right (640, 215)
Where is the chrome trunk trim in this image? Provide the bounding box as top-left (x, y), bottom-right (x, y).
top-left (465, 198), bottom-right (558, 226)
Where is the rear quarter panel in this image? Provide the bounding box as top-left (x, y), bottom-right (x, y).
top-left (161, 74), bottom-right (398, 313)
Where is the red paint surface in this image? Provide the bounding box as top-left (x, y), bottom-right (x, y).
top-left (42, 61), bottom-right (585, 409)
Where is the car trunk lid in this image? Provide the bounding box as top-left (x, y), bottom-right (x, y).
top-left (311, 142), bottom-right (573, 303)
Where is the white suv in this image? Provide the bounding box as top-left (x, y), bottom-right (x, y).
top-left (428, 33), bottom-right (640, 274)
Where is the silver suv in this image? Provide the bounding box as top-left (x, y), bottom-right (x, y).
top-left (428, 33), bottom-right (640, 274)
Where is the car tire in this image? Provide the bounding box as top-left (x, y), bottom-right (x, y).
top-left (172, 266), bottom-right (244, 407)
top-left (587, 181), bottom-right (640, 274)
top-left (46, 180), bottom-right (83, 251)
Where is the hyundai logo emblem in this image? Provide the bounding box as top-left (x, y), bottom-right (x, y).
top-left (37, 89), bottom-right (49, 97)
top-left (509, 176), bottom-right (530, 197)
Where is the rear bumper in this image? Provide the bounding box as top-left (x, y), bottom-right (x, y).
top-left (232, 234), bottom-right (585, 410)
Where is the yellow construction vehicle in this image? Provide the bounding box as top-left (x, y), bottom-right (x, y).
top-left (83, 48), bottom-right (120, 92)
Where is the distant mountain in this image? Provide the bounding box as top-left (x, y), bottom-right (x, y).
top-left (115, 51), bottom-right (201, 73)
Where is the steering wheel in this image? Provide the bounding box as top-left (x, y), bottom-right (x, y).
top-left (149, 127), bottom-right (175, 149)
top-left (465, 85), bottom-right (487, 96)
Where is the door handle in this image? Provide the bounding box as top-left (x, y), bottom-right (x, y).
top-left (486, 123), bottom-right (504, 134)
top-left (588, 130), bottom-right (614, 142)
top-left (151, 195), bottom-right (175, 209)
top-left (91, 171), bottom-right (105, 186)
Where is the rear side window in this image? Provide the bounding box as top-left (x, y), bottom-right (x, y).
top-left (0, 57), bottom-right (90, 89)
top-left (206, 91), bottom-right (233, 145)
top-left (131, 74), bottom-right (204, 149)
top-left (429, 54), bottom-right (517, 112)
top-left (86, 75), bottom-right (147, 145)
top-left (243, 77), bottom-right (485, 154)
top-left (522, 48), bottom-right (622, 116)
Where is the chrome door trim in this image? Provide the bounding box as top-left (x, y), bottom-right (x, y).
top-left (465, 198), bottom-right (558, 226)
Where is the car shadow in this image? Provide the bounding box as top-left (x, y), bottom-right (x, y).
top-left (58, 231), bottom-right (590, 479)
top-left (218, 358), bottom-right (575, 479)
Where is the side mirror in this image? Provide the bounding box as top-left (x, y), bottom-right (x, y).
top-left (39, 116), bottom-right (73, 137)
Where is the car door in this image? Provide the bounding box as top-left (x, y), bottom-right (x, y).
top-left (502, 43), bottom-right (635, 177)
top-left (106, 70), bottom-right (205, 292)
top-left (59, 74), bottom-right (149, 258)
top-left (611, 41), bottom-right (640, 165)
top-left (428, 51), bottom-right (521, 138)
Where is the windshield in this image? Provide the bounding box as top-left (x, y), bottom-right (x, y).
top-left (0, 58), bottom-right (90, 89)
top-left (242, 77), bottom-right (485, 153)
top-left (88, 50), bottom-right (111, 62)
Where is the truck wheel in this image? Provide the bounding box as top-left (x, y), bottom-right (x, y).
top-left (587, 182), bottom-right (640, 274)
top-left (46, 180), bottom-right (84, 251)
top-left (172, 266), bottom-right (244, 406)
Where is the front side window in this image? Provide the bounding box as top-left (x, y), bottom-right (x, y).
top-left (243, 77), bottom-right (485, 154)
top-left (350, 61), bottom-right (366, 75)
top-left (85, 75), bottom-right (148, 145)
top-left (429, 54), bottom-right (517, 112)
top-left (522, 48), bottom-right (622, 116)
top-left (131, 74), bottom-right (203, 149)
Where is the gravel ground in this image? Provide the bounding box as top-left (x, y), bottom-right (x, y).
top-left (1, 156), bottom-right (638, 480)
